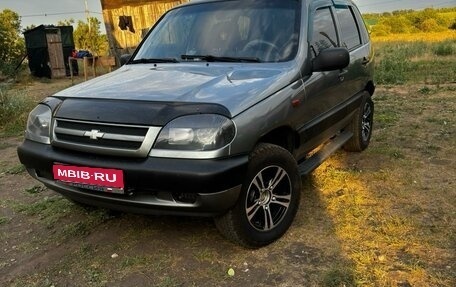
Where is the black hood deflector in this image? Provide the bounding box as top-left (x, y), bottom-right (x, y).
top-left (54, 98), bottom-right (231, 126)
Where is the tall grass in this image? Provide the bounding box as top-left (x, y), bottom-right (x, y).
top-left (374, 39), bottom-right (456, 85)
top-left (433, 40), bottom-right (456, 56)
top-left (0, 86), bottom-right (35, 136)
top-left (375, 55), bottom-right (409, 85)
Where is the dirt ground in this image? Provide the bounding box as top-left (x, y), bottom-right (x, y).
top-left (0, 78), bottom-right (455, 286)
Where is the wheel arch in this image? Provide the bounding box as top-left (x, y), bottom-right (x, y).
top-left (365, 80), bottom-right (375, 96)
top-left (256, 126), bottom-right (298, 154)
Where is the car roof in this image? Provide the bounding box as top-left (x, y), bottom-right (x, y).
top-left (179, 0), bottom-right (357, 8)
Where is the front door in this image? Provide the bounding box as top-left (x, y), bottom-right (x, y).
top-left (295, 6), bottom-right (344, 156)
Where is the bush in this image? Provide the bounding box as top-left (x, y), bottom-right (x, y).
top-left (450, 21), bottom-right (456, 30)
top-left (375, 55), bottom-right (410, 85)
top-left (374, 41), bottom-right (456, 85)
top-left (433, 40), bottom-right (456, 56)
top-left (374, 43), bottom-right (412, 85)
top-left (0, 61), bottom-right (20, 78)
top-left (0, 86), bottom-right (35, 135)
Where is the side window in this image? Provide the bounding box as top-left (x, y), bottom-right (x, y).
top-left (312, 8), bottom-right (338, 57)
top-left (351, 6), bottom-right (370, 43)
top-left (335, 7), bottom-right (362, 50)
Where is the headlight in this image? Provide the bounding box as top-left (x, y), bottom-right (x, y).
top-left (153, 114), bottom-right (235, 151)
top-left (25, 104), bottom-right (52, 144)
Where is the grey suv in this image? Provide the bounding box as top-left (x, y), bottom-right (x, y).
top-left (18, 0), bottom-right (374, 247)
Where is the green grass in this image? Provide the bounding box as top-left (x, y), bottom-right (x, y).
top-left (433, 39), bottom-right (456, 56)
top-left (120, 255), bottom-right (150, 268)
top-left (13, 195), bottom-right (74, 227)
top-left (0, 86), bottom-right (35, 136)
top-left (24, 184), bottom-right (46, 194)
top-left (0, 142), bottom-right (13, 150)
top-left (0, 216), bottom-right (10, 225)
top-left (194, 248), bottom-right (217, 263)
top-left (12, 194), bottom-right (110, 233)
top-left (323, 267), bottom-right (356, 287)
top-left (157, 277), bottom-right (180, 287)
top-left (5, 164), bottom-right (26, 175)
top-left (375, 54), bottom-right (410, 85)
top-left (374, 40), bottom-right (456, 85)
top-left (374, 105), bottom-right (400, 128)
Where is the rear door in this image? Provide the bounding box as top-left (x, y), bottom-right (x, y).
top-left (333, 4), bottom-right (372, 98)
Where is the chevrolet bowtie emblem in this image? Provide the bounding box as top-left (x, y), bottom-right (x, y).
top-left (84, 129), bottom-right (105, 140)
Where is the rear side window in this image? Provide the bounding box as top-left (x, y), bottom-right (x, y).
top-left (335, 7), bottom-right (362, 50)
top-left (311, 8), bottom-right (338, 57)
top-left (351, 6), bottom-right (370, 43)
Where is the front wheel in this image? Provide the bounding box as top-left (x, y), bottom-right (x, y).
top-left (215, 143), bottom-right (301, 248)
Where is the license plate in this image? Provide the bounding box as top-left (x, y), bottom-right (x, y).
top-left (53, 164), bottom-right (124, 192)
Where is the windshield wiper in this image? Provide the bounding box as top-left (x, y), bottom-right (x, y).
top-left (130, 57), bottom-right (180, 64)
top-left (181, 55), bottom-right (261, 63)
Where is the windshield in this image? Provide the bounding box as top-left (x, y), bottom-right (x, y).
top-left (133, 0), bottom-right (301, 63)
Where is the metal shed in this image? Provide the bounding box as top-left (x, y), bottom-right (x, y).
top-left (100, 0), bottom-right (188, 62)
top-left (23, 25), bottom-right (75, 78)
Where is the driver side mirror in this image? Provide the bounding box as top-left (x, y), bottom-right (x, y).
top-left (312, 48), bottom-right (349, 72)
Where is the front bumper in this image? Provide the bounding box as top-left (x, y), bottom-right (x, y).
top-left (17, 140), bottom-right (248, 216)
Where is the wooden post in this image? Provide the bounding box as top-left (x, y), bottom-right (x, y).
top-left (69, 57), bottom-right (74, 85)
top-left (83, 57), bottom-right (88, 81)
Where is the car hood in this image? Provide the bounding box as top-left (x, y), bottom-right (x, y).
top-left (54, 63), bottom-right (296, 117)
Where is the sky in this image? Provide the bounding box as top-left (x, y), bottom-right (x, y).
top-left (353, 0), bottom-right (456, 13)
top-left (1, 0), bottom-right (104, 30)
top-left (1, 0), bottom-right (455, 32)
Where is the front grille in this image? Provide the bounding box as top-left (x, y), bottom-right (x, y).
top-left (56, 134), bottom-right (143, 149)
top-left (52, 118), bottom-right (161, 157)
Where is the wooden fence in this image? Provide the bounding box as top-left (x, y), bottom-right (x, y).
top-left (101, 0), bottom-right (188, 62)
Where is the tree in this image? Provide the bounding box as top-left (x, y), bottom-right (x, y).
top-left (23, 24), bottom-right (37, 32)
top-left (450, 21), bottom-right (456, 30)
top-left (408, 8), bottom-right (447, 32)
top-left (73, 17), bottom-right (108, 55)
top-left (419, 18), bottom-right (443, 32)
top-left (368, 7), bottom-right (454, 35)
top-left (57, 19), bottom-right (75, 27)
top-left (0, 9), bottom-right (25, 73)
top-left (371, 24), bottom-right (391, 37)
top-left (381, 16), bottom-right (413, 34)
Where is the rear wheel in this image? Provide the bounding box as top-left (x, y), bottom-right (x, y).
top-left (344, 93), bottom-right (374, 152)
top-left (215, 143), bottom-right (301, 248)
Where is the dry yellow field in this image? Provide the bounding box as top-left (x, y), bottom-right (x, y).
top-left (372, 30), bottom-right (456, 42)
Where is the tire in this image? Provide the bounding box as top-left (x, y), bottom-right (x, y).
top-left (215, 143), bottom-right (301, 248)
top-left (343, 93), bottom-right (374, 152)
